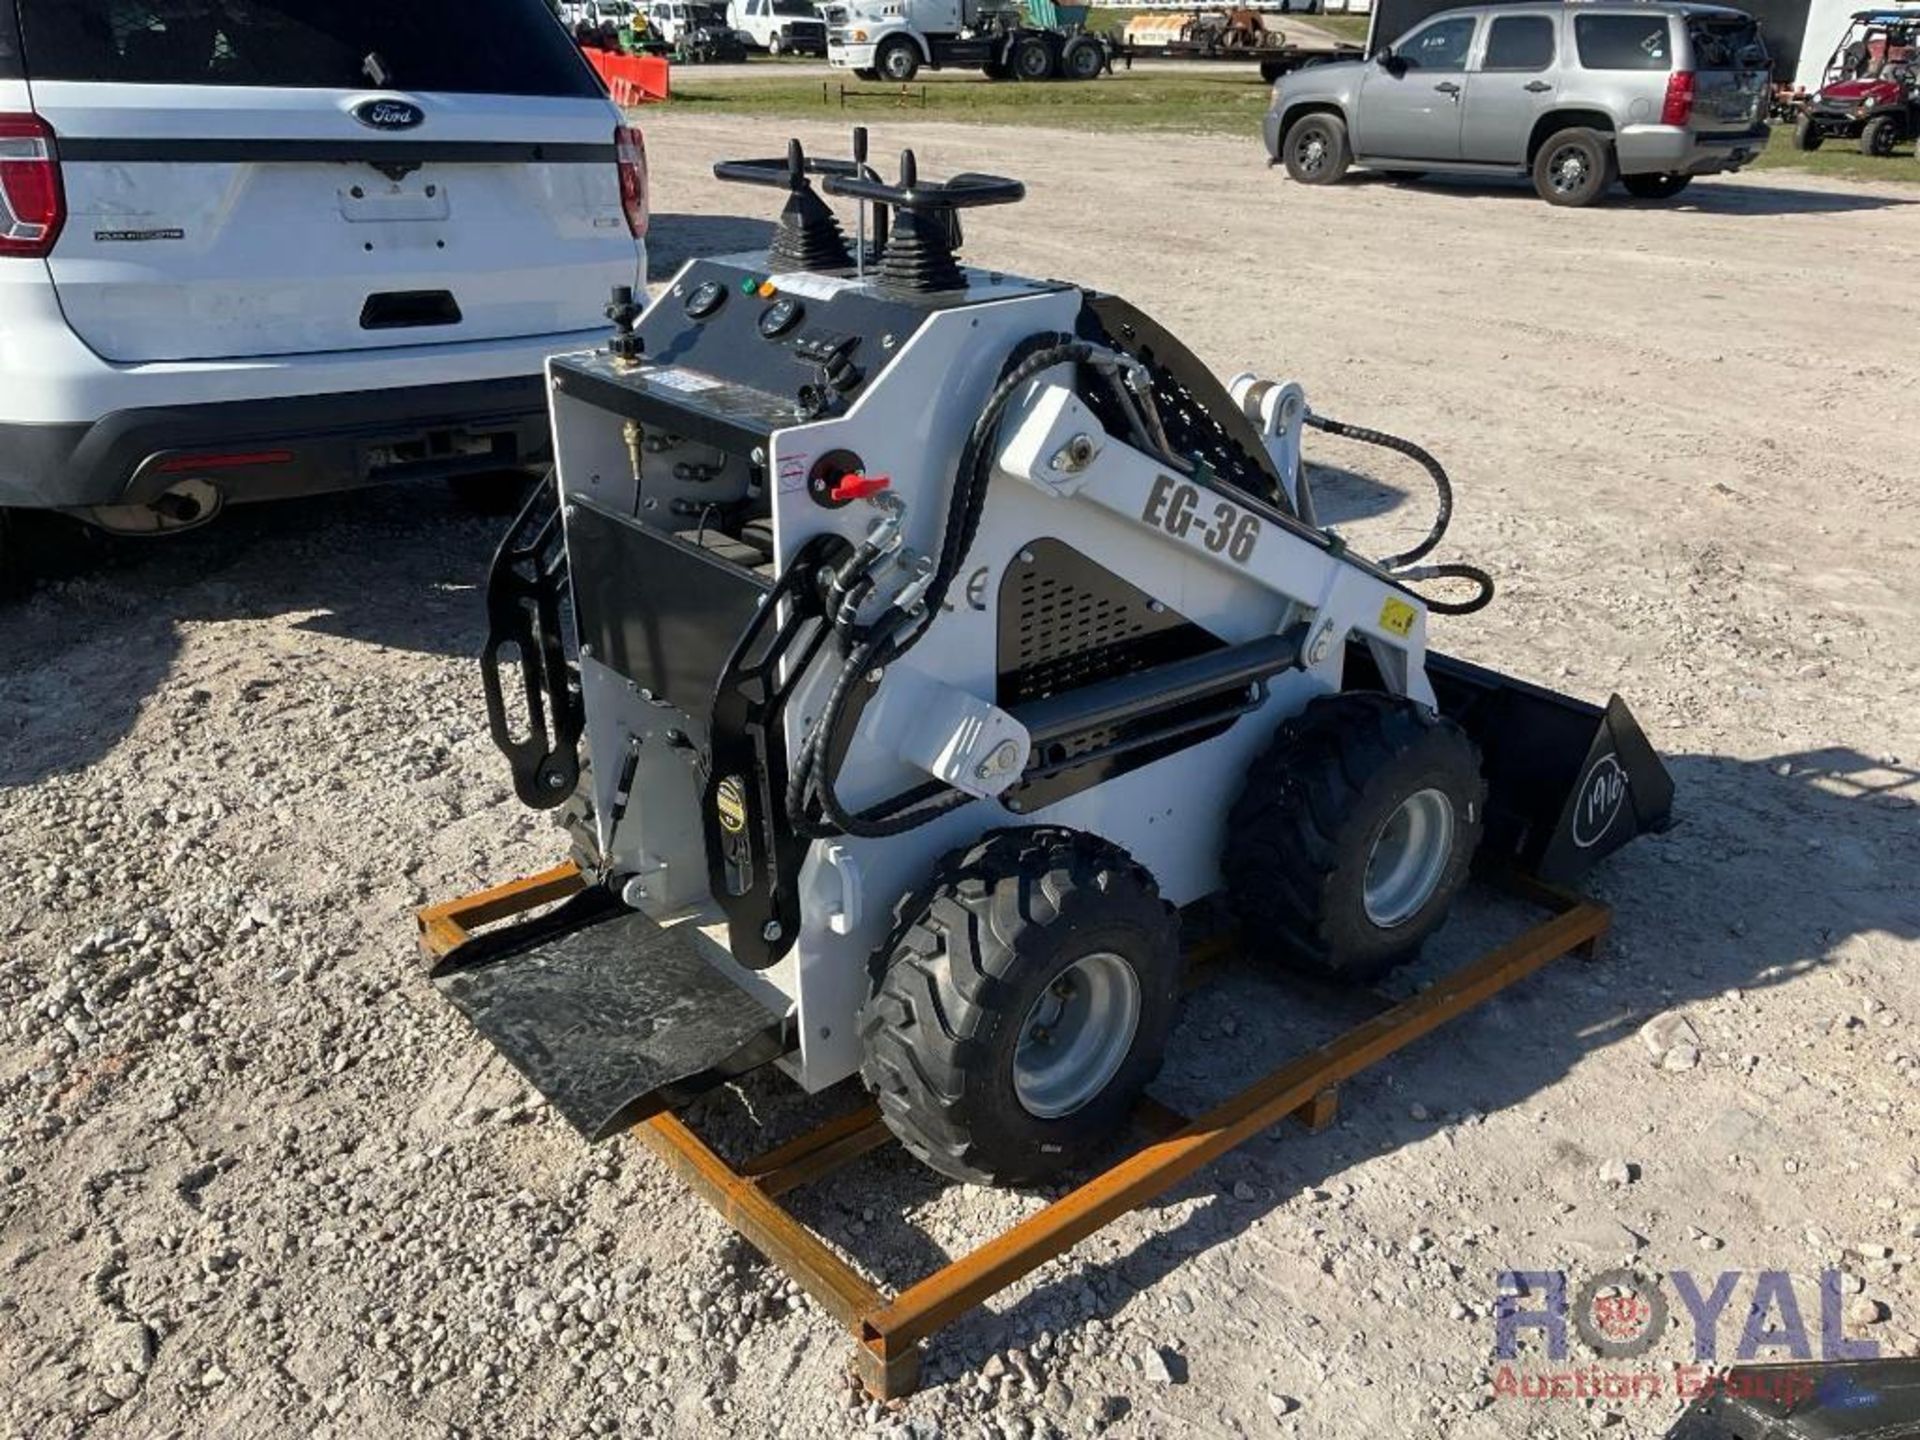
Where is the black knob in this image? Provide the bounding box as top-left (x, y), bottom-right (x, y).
top-left (606, 284), bottom-right (644, 361)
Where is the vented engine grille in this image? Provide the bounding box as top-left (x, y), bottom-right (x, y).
top-left (998, 540), bottom-right (1212, 708)
top-left (997, 539), bottom-right (1231, 810)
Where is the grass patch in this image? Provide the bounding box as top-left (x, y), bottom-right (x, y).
top-left (1748, 133), bottom-right (1919, 182)
top-left (668, 71), bottom-right (1274, 133)
top-left (662, 78), bottom-right (1920, 182)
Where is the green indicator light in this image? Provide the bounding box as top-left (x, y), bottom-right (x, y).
top-left (740, 276), bottom-right (758, 294)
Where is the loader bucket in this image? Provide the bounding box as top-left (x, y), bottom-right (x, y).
top-left (430, 886), bottom-right (785, 1140)
top-left (1423, 651), bottom-right (1675, 886)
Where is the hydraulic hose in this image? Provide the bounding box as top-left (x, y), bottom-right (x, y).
top-left (1303, 412), bottom-right (1495, 616)
top-left (1392, 562), bottom-right (1496, 616)
top-left (1303, 412), bottom-right (1452, 570)
top-left (787, 336), bottom-right (1094, 841)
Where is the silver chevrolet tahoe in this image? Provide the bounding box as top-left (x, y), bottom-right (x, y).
top-left (1264, 1), bottom-right (1772, 205)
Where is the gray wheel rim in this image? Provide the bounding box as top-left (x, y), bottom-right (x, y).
top-left (1363, 788), bottom-right (1455, 928)
top-left (882, 48), bottom-right (912, 78)
top-left (1297, 131), bottom-right (1328, 175)
top-left (1548, 144), bottom-right (1589, 195)
top-left (1014, 952), bottom-right (1141, 1119)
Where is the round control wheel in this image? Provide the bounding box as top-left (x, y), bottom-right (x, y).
top-left (684, 280), bottom-right (727, 319)
top-left (758, 296), bottom-right (805, 338)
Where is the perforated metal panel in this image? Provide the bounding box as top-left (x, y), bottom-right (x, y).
top-left (1076, 292), bottom-right (1291, 515)
top-left (997, 539), bottom-right (1210, 707)
top-left (996, 539), bottom-right (1231, 809)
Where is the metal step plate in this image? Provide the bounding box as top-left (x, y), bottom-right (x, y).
top-left (431, 889), bottom-right (784, 1140)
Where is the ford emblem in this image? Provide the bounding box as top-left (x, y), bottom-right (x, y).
top-left (353, 99), bottom-right (425, 131)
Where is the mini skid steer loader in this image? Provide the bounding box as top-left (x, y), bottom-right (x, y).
top-left (448, 132), bottom-right (1673, 1186)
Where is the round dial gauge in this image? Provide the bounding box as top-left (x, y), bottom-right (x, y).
top-left (684, 280), bottom-right (727, 319)
top-left (758, 297), bottom-right (805, 338)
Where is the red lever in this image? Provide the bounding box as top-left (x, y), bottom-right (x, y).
top-left (830, 472), bottom-right (891, 503)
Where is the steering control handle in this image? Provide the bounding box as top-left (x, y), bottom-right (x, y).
top-left (821, 149), bottom-right (1024, 212)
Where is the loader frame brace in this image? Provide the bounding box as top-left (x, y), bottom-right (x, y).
top-left (419, 866), bottom-right (1611, 1403)
top-left (481, 474), bottom-right (585, 810)
top-left (705, 532), bottom-right (855, 968)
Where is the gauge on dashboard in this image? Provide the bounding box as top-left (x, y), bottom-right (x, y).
top-left (758, 296), bottom-right (805, 338)
top-left (684, 280), bottom-right (727, 320)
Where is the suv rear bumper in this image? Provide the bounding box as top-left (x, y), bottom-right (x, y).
top-left (1616, 122), bottom-right (1770, 176)
top-left (0, 376), bottom-right (552, 511)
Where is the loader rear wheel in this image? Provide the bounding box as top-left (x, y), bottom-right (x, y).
top-left (559, 744), bottom-right (603, 877)
top-left (858, 828), bottom-right (1181, 1186)
top-left (1224, 692), bottom-right (1484, 984)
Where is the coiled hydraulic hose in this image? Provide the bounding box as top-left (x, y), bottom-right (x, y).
top-left (786, 337), bottom-right (1094, 841)
top-left (1303, 412), bottom-right (1494, 616)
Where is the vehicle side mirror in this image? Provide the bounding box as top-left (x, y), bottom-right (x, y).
top-left (1377, 48), bottom-right (1407, 76)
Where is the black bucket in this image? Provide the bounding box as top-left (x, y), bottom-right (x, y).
top-left (1424, 650), bottom-right (1675, 886)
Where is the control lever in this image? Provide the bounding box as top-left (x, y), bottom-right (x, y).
top-left (605, 284), bottom-right (644, 365)
top-left (712, 139), bottom-right (854, 273)
top-left (853, 126), bottom-right (868, 282)
top-left (821, 151), bottom-right (1024, 293)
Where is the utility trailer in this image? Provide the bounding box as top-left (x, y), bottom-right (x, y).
top-left (1119, 8), bottom-right (1361, 79)
top-left (824, 0), bottom-right (1112, 80)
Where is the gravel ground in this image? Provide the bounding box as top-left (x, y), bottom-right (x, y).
top-left (2, 118), bottom-right (1917, 1440)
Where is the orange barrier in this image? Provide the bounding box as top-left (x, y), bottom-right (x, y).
top-left (583, 49), bottom-right (672, 104)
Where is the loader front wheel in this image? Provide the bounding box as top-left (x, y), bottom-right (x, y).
top-left (1224, 692), bottom-right (1484, 984)
top-left (858, 828), bottom-right (1181, 1186)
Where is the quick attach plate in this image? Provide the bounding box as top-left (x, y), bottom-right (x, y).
top-left (431, 887), bottom-right (784, 1140)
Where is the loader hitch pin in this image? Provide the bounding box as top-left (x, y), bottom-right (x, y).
top-left (889, 552), bottom-right (937, 615)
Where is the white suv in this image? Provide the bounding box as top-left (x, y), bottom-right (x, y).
top-left (0, 0), bottom-right (647, 559)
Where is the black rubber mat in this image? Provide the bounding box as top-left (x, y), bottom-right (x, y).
top-left (431, 889), bottom-right (784, 1140)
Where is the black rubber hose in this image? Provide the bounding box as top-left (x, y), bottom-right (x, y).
top-left (1304, 412), bottom-right (1452, 570)
top-left (1303, 412), bottom-right (1496, 614)
top-left (1390, 562), bottom-right (1497, 616)
top-left (789, 337), bottom-right (1093, 840)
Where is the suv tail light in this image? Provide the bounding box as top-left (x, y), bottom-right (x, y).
top-left (616, 124), bottom-right (649, 240)
top-left (0, 114), bottom-right (65, 259)
top-left (1661, 71), bottom-right (1697, 127)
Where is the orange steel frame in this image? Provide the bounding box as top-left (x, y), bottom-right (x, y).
top-left (418, 863), bottom-right (1610, 1400)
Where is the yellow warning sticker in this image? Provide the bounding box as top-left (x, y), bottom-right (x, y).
top-left (1378, 598), bottom-right (1418, 638)
top-left (716, 778), bottom-right (748, 835)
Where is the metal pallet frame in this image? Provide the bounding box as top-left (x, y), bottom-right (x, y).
top-left (418, 863), bottom-right (1609, 1400)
